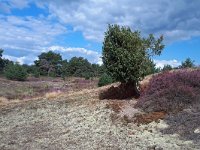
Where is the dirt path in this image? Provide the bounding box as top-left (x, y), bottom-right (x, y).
top-left (0, 87), bottom-right (198, 150)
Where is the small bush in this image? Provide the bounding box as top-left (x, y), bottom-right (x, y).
top-left (83, 72), bottom-right (92, 80)
top-left (33, 70), bottom-right (40, 78)
top-left (136, 69), bottom-right (200, 113)
top-left (4, 63), bottom-right (28, 81)
top-left (29, 67), bottom-right (40, 78)
top-left (98, 73), bottom-right (113, 87)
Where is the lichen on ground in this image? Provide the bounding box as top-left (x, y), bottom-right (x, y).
top-left (0, 86), bottom-right (199, 150)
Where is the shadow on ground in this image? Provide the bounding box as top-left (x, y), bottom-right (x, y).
top-left (99, 83), bottom-right (140, 100)
top-left (161, 106), bottom-right (200, 144)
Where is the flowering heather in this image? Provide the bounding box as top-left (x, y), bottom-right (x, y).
top-left (136, 69), bottom-right (200, 113)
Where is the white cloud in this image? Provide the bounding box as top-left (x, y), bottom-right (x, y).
top-left (0, 2), bottom-right (11, 13)
top-left (2, 0), bottom-right (200, 43)
top-left (0, 0), bottom-right (30, 13)
top-left (48, 45), bottom-right (102, 64)
top-left (1, 0), bottom-right (200, 65)
top-left (48, 46), bottom-right (99, 56)
top-left (0, 15), bottom-right (67, 53)
top-left (9, 0), bottom-right (29, 9)
top-left (3, 55), bottom-right (37, 65)
top-left (2, 45), bottom-right (103, 65)
top-left (36, 0), bottom-right (200, 43)
top-left (154, 59), bottom-right (181, 68)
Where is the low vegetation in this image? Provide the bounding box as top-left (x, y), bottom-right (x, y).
top-left (136, 69), bottom-right (200, 113)
top-left (0, 77), bottom-right (98, 100)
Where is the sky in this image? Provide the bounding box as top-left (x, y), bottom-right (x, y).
top-left (0, 0), bottom-right (200, 68)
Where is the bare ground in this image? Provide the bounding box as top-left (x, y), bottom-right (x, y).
top-left (0, 83), bottom-right (199, 150)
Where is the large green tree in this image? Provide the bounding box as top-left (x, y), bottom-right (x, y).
top-left (68, 57), bottom-right (93, 78)
top-left (102, 24), bottom-right (164, 92)
top-left (34, 51), bottom-right (63, 76)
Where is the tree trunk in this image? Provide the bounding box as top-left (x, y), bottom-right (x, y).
top-left (121, 81), bottom-right (140, 98)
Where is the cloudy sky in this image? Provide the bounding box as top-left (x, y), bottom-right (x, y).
top-left (0, 0), bottom-right (200, 67)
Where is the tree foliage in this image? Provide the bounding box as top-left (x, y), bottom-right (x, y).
top-left (162, 64), bottom-right (173, 72)
top-left (0, 49), bottom-right (105, 80)
top-left (143, 59), bottom-right (158, 76)
top-left (98, 73), bottom-right (113, 87)
top-left (24, 65), bottom-right (40, 78)
top-left (0, 49), bottom-right (13, 73)
top-left (102, 24), bottom-right (164, 86)
top-left (180, 58), bottom-right (195, 68)
top-left (34, 51), bottom-right (63, 77)
top-left (0, 49), bottom-right (4, 72)
top-left (68, 57), bottom-right (93, 78)
top-left (4, 63), bottom-right (28, 81)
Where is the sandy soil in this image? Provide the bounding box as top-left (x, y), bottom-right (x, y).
top-left (0, 85), bottom-right (199, 150)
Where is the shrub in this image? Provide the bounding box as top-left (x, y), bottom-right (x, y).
top-left (4, 63), bottom-right (28, 81)
top-left (30, 66), bottom-right (40, 78)
top-left (136, 69), bottom-right (200, 113)
top-left (98, 73), bottom-right (113, 87)
top-left (84, 74), bottom-right (91, 80)
top-left (33, 69), bottom-right (40, 78)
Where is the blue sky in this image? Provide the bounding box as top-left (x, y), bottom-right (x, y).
top-left (0, 0), bottom-right (200, 68)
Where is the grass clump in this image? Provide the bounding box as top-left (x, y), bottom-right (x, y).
top-left (136, 69), bottom-right (200, 113)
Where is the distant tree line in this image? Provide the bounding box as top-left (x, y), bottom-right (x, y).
top-left (160, 58), bottom-right (196, 72)
top-left (0, 49), bottom-right (105, 81)
top-left (0, 48), bottom-right (198, 82)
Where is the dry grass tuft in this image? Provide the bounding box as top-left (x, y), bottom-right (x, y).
top-left (134, 111), bottom-right (167, 125)
top-left (45, 91), bottom-right (62, 99)
top-left (105, 101), bottom-right (125, 113)
top-left (0, 97), bottom-right (9, 105)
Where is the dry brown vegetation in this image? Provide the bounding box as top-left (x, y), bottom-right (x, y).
top-left (0, 76), bottom-right (199, 149)
top-left (0, 77), bottom-right (97, 100)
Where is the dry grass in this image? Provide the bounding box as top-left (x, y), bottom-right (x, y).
top-left (0, 77), bottom-right (98, 100)
top-left (0, 97), bottom-right (8, 105)
top-left (134, 111), bottom-right (167, 125)
top-left (45, 91), bottom-right (62, 99)
top-left (0, 76), bottom-right (199, 149)
top-left (105, 101), bottom-right (125, 113)
top-left (0, 89), bottom-right (196, 149)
